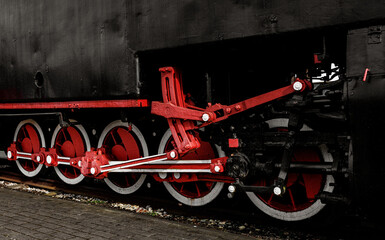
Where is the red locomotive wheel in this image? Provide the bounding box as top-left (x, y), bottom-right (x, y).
top-left (253, 148), bottom-right (323, 211)
top-left (158, 130), bottom-right (224, 206)
top-left (246, 118), bottom-right (335, 221)
top-left (52, 120), bottom-right (90, 185)
top-left (99, 121), bottom-right (147, 195)
top-left (14, 120), bottom-right (45, 177)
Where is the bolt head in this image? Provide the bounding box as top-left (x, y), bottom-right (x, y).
top-left (273, 186), bottom-right (282, 196)
top-left (7, 151), bottom-right (12, 159)
top-left (293, 81), bottom-right (303, 91)
top-left (46, 155), bottom-right (52, 164)
top-left (78, 161), bottom-right (82, 168)
top-left (214, 165), bottom-right (221, 172)
top-left (228, 185), bottom-right (236, 193)
top-left (174, 172), bottom-right (181, 179)
top-left (36, 156), bottom-right (41, 162)
top-left (90, 167), bottom-right (96, 175)
top-left (170, 151), bottom-right (176, 159)
top-left (158, 172), bottom-right (167, 179)
top-left (202, 113), bottom-right (210, 122)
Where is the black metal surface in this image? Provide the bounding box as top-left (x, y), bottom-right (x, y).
top-left (1, 1), bottom-right (385, 101)
top-left (0, 0), bottom-right (137, 101)
top-left (346, 26), bottom-right (385, 218)
top-left (129, 0), bottom-right (385, 51)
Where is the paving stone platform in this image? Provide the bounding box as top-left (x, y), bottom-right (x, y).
top-left (0, 187), bottom-right (255, 240)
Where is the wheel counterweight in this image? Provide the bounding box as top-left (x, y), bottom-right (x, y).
top-left (158, 130), bottom-right (224, 206)
top-left (98, 120), bottom-right (147, 194)
top-left (14, 119), bottom-right (45, 177)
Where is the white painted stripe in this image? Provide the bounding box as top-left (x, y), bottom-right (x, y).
top-left (110, 169), bottom-right (212, 173)
top-left (100, 158), bottom-right (168, 173)
top-left (17, 151), bottom-right (32, 156)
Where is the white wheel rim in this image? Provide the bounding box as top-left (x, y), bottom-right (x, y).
top-left (158, 129), bottom-right (224, 206)
top-left (52, 120), bottom-right (90, 185)
top-left (98, 120), bottom-right (147, 195)
top-left (14, 119), bottom-right (45, 177)
top-left (246, 118), bottom-right (335, 221)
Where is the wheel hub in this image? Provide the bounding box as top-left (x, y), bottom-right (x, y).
top-left (21, 138), bottom-right (32, 153)
top-left (111, 145), bottom-right (127, 161)
top-left (62, 141), bottom-right (76, 157)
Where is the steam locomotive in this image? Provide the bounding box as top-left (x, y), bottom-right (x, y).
top-left (1, 0), bottom-right (384, 222)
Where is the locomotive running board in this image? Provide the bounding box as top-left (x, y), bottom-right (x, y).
top-left (0, 99), bottom-right (148, 110)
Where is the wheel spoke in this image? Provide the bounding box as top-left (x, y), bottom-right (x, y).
top-left (125, 175), bottom-right (129, 187)
top-left (195, 183), bottom-right (201, 197)
top-left (288, 189), bottom-right (297, 211)
top-left (111, 131), bottom-right (118, 145)
top-left (62, 130), bottom-right (68, 141)
top-left (22, 127), bottom-right (28, 138)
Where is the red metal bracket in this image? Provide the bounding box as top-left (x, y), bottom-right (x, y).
top-left (152, 67), bottom-right (202, 155)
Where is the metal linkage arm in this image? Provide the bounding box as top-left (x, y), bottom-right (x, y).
top-left (204, 80), bottom-right (311, 124)
top-left (151, 66), bottom-right (312, 154)
top-left (7, 142), bottom-right (228, 180)
top-left (79, 150), bottom-right (173, 178)
top-left (79, 149), bottom-right (227, 179)
top-left (6, 143), bottom-right (81, 167)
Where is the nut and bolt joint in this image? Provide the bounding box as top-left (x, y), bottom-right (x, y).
top-left (202, 113), bottom-right (210, 122)
top-left (7, 151), bottom-right (12, 159)
top-left (228, 185), bottom-right (236, 193)
top-left (46, 155), bottom-right (52, 164)
top-left (293, 81), bottom-right (303, 91)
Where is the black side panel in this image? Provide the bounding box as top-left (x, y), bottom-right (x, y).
top-left (2, 1), bottom-right (385, 102)
top-left (0, 0), bottom-right (137, 101)
top-left (347, 26), bottom-right (385, 216)
top-left (128, 0), bottom-right (385, 51)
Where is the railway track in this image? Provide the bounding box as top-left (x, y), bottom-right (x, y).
top-left (0, 160), bottom-right (380, 239)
